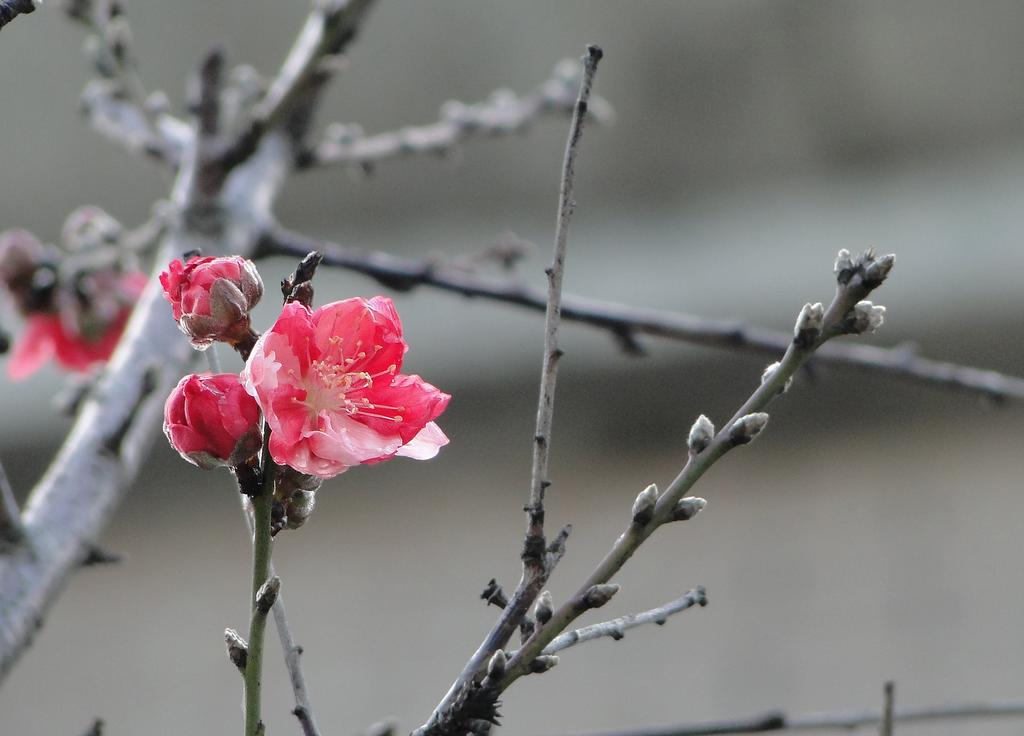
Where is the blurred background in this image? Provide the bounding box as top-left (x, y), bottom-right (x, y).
top-left (2, 1), bottom-right (1024, 734)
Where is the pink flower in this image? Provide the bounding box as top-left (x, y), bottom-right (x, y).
top-left (6, 270), bottom-right (146, 380)
top-left (163, 373), bottom-right (262, 469)
top-left (241, 297), bottom-right (450, 479)
top-left (159, 255), bottom-right (263, 349)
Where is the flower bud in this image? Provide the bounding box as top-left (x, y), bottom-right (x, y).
top-left (163, 373), bottom-right (262, 469)
top-left (256, 575), bottom-right (281, 614)
top-left (583, 583), bottom-right (620, 609)
top-left (728, 412), bottom-right (769, 446)
top-left (761, 361), bottom-right (793, 394)
top-left (834, 249), bottom-right (855, 284)
top-left (225, 628), bottom-right (248, 673)
top-left (845, 301), bottom-right (886, 334)
top-left (0, 230), bottom-right (48, 311)
top-left (793, 302), bottom-right (824, 347)
top-left (535, 590), bottom-right (553, 625)
top-left (486, 649), bottom-right (507, 679)
top-left (631, 483), bottom-right (659, 525)
top-left (529, 655), bottom-right (560, 674)
top-left (671, 496), bottom-right (707, 522)
top-left (61, 206), bottom-right (122, 252)
top-left (284, 490), bottom-right (317, 531)
top-left (159, 255), bottom-right (263, 349)
top-left (862, 253), bottom-right (895, 288)
top-left (688, 414), bottom-right (715, 455)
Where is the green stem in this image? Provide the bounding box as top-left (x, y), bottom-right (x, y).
top-left (244, 458), bottom-right (276, 736)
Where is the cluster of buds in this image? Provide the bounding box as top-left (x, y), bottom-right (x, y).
top-left (844, 301), bottom-right (886, 335)
top-left (160, 254), bottom-right (263, 350)
top-left (0, 209), bottom-right (146, 379)
top-left (271, 466), bottom-right (322, 534)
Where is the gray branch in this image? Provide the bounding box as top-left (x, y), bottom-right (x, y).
top-left (298, 57), bottom-right (613, 170)
top-left (257, 228), bottom-right (1024, 403)
top-left (0, 458), bottom-right (23, 549)
top-left (556, 699), bottom-right (1024, 736)
top-left (540, 587), bottom-right (706, 655)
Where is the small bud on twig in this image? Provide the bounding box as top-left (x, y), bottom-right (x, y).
top-left (761, 361), bottom-right (793, 395)
top-left (535, 590), bottom-right (554, 625)
top-left (688, 415), bottom-right (715, 455)
top-left (529, 654), bottom-right (560, 674)
top-left (480, 578), bottom-right (508, 609)
top-left (729, 413), bottom-right (769, 446)
top-left (255, 575), bottom-right (281, 615)
top-left (862, 253), bottom-right (895, 289)
top-left (671, 496), bottom-right (707, 522)
top-left (486, 649), bottom-right (507, 680)
top-left (793, 302), bottom-right (824, 347)
top-left (844, 301), bottom-right (886, 335)
top-left (225, 628), bottom-right (248, 673)
top-left (583, 583), bottom-right (620, 609)
top-left (834, 249), bottom-right (855, 284)
top-left (631, 483), bottom-right (659, 525)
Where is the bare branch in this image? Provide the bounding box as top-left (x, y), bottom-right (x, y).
top-left (79, 80), bottom-right (190, 166)
top-left (219, 0), bottom-right (377, 172)
top-left (0, 459), bottom-right (23, 549)
top-left (411, 45), bottom-right (603, 736)
top-left (555, 699), bottom-right (1024, 736)
top-left (880, 682), bottom-right (894, 736)
top-left (0, 0), bottom-right (37, 31)
top-left (298, 57), bottom-right (613, 170)
top-left (538, 587), bottom-right (706, 656)
top-left (258, 228), bottom-right (1024, 404)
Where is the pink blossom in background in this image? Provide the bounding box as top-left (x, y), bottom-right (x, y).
top-left (241, 297), bottom-right (450, 479)
top-left (159, 255), bottom-right (263, 348)
top-left (163, 372), bottom-right (262, 469)
top-left (6, 270), bottom-right (146, 380)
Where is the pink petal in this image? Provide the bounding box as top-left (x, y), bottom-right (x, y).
top-left (396, 421), bottom-right (449, 460)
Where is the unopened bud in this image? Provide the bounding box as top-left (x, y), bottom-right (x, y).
top-left (225, 628), bottom-right (248, 673)
top-left (862, 253), bottom-right (895, 288)
top-left (729, 413), bottom-right (769, 446)
top-left (487, 649), bottom-right (507, 679)
top-left (688, 414), bottom-right (715, 455)
top-left (284, 490), bottom-right (317, 530)
top-left (529, 654), bottom-right (560, 674)
top-left (255, 576), bottom-right (281, 614)
top-left (834, 249), bottom-right (855, 284)
top-left (535, 590), bottom-right (553, 625)
top-left (583, 583), bottom-right (620, 609)
top-left (793, 302), bottom-right (824, 347)
top-left (671, 496), bottom-right (707, 521)
top-left (631, 484), bottom-right (659, 524)
top-left (761, 362), bottom-right (793, 394)
top-left (845, 301), bottom-right (886, 335)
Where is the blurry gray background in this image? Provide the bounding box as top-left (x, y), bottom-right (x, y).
top-left (2, 1), bottom-right (1024, 734)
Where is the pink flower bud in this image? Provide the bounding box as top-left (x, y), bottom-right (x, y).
top-left (163, 373), bottom-right (262, 469)
top-left (159, 255), bottom-right (263, 349)
top-left (0, 230), bottom-right (48, 311)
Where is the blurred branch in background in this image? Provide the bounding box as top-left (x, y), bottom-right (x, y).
top-left (258, 227), bottom-right (1024, 403)
top-left (0, 0), bottom-right (37, 32)
top-left (558, 698), bottom-right (1024, 735)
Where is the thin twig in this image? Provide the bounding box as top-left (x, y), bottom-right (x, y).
top-left (537, 587), bottom-right (706, 656)
top-left (0, 459), bottom-right (23, 548)
top-left (880, 682), bottom-right (894, 736)
top-left (257, 228), bottom-right (1024, 404)
top-left (297, 57), bottom-right (613, 170)
top-left (0, 0), bottom-right (37, 31)
top-left (412, 44), bottom-right (604, 736)
top-left (555, 698), bottom-right (1024, 736)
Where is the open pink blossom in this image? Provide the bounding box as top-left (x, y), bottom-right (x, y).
top-left (6, 270), bottom-right (146, 380)
top-left (241, 297), bottom-right (450, 478)
top-left (159, 255), bottom-right (263, 349)
top-left (163, 372), bottom-right (262, 469)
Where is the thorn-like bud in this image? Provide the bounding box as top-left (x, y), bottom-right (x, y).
top-left (761, 362), bottom-right (793, 394)
top-left (631, 484), bottom-right (659, 525)
top-left (845, 301), bottom-right (887, 335)
top-left (487, 649), bottom-right (507, 680)
top-left (583, 583), bottom-right (620, 609)
top-left (480, 578), bottom-right (509, 609)
top-left (793, 302), bottom-right (824, 347)
top-left (255, 576), bottom-right (281, 615)
top-left (688, 415), bottom-right (715, 455)
top-left (671, 496), bottom-right (708, 522)
top-left (862, 253), bottom-right (895, 288)
top-left (529, 655), bottom-right (560, 674)
top-left (728, 413), bottom-right (770, 446)
top-left (535, 590), bottom-right (554, 625)
top-left (834, 249), bottom-right (855, 284)
top-left (225, 628), bottom-right (248, 673)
